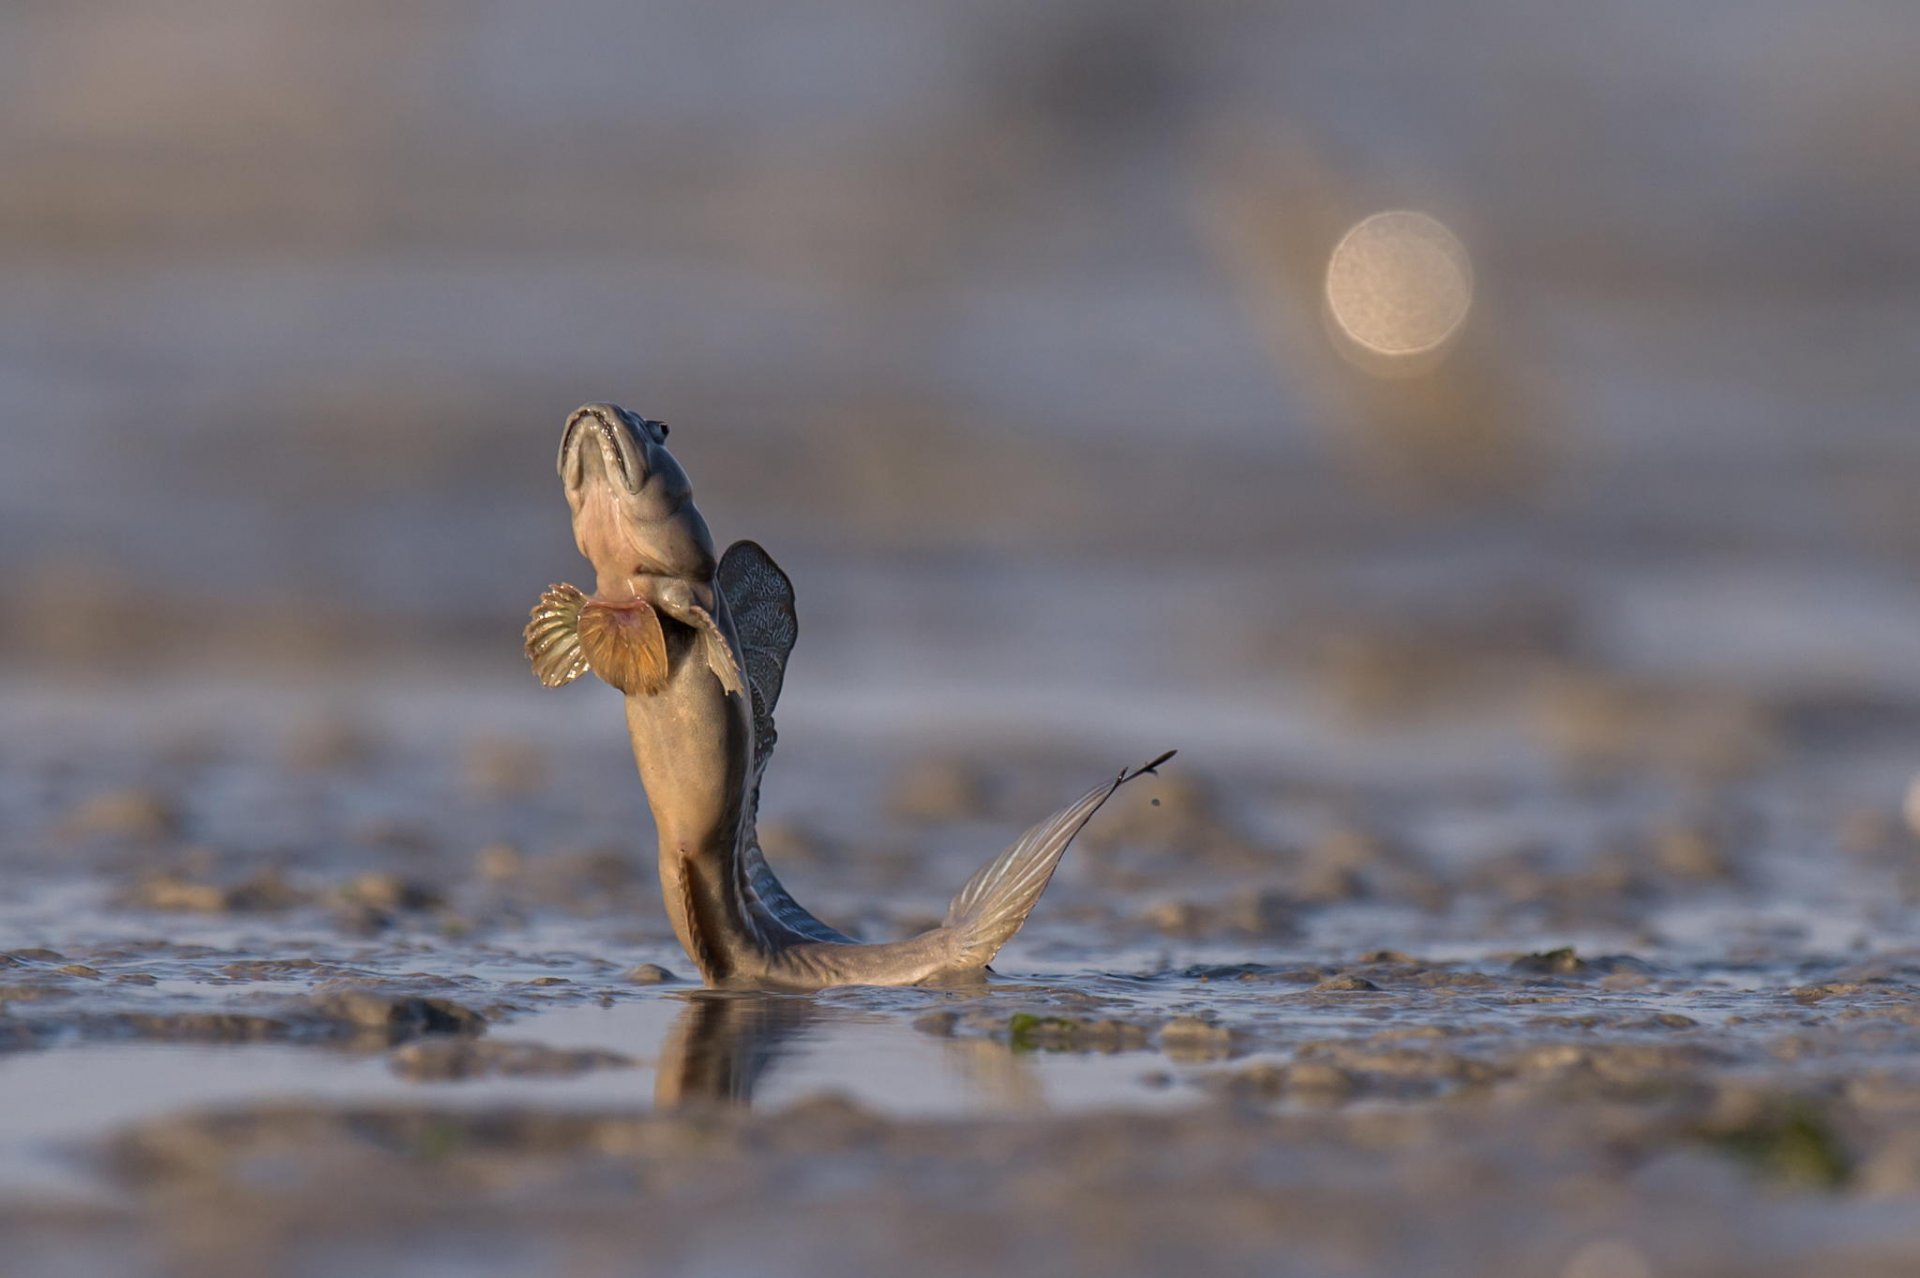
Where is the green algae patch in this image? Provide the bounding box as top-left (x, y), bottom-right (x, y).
top-left (1704, 1098), bottom-right (1851, 1191)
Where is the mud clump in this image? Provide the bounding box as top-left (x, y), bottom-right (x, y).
top-left (220, 958), bottom-right (339, 981)
top-left (1291, 827), bottom-right (1446, 908)
top-left (1509, 948), bottom-right (1653, 979)
top-left (105, 1012), bottom-right (303, 1044)
top-left (913, 1010), bottom-right (960, 1037)
top-left (461, 736), bottom-right (549, 797)
top-left (1650, 822), bottom-right (1737, 883)
top-left (106, 1105), bottom-right (732, 1191)
top-left (886, 759), bottom-right (994, 823)
top-left (1157, 1015), bottom-right (1238, 1061)
top-left (307, 990), bottom-right (486, 1042)
top-left (333, 873), bottom-right (444, 914)
top-left (123, 869), bottom-right (308, 914)
top-left (1210, 1060), bottom-right (1363, 1105)
top-left (1532, 674), bottom-right (1775, 779)
top-left (1083, 770), bottom-right (1268, 874)
top-left (60, 788), bottom-right (183, 841)
top-left (57, 992), bottom-right (490, 1050)
top-left (1141, 888), bottom-right (1296, 940)
top-left (1006, 1012), bottom-right (1150, 1054)
top-left (1294, 1041), bottom-right (1497, 1093)
top-left (389, 1039), bottom-right (634, 1081)
top-left (330, 873), bottom-right (447, 932)
top-left (1311, 974), bottom-right (1381, 993)
top-left (1699, 1094), bottom-right (1852, 1190)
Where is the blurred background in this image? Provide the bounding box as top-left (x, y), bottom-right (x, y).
top-left (9, 14), bottom-right (1920, 1273)
top-left (4, 1), bottom-right (1920, 776)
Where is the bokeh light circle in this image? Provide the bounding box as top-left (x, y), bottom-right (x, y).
top-left (1324, 210), bottom-right (1474, 360)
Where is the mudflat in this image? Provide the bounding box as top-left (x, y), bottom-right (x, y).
top-left (2, 663), bottom-right (1918, 1278)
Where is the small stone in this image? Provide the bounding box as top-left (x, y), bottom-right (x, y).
top-left (624, 964), bottom-right (676, 985)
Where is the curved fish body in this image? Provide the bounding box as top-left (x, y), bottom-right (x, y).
top-left (527, 403), bottom-right (1169, 990)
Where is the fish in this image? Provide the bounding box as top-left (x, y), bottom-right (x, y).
top-left (526, 402), bottom-right (1171, 989)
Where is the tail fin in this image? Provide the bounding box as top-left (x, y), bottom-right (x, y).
top-left (943, 751), bottom-right (1175, 969)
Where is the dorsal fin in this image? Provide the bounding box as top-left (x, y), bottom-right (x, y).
top-left (717, 540), bottom-right (796, 779)
top-left (717, 540), bottom-right (853, 945)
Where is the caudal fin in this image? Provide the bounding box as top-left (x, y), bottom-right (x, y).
top-left (942, 751), bottom-right (1175, 969)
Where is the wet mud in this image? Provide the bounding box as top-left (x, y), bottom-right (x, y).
top-left (2, 677), bottom-right (1919, 1277)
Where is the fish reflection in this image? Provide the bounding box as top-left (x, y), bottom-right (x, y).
top-left (654, 992), bottom-right (815, 1108)
top-left (652, 988), bottom-right (1043, 1111)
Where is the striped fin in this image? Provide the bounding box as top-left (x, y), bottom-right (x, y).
top-left (578, 599), bottom-right (671, 696)
top-left (943, 752), bottom-right (1175, 969)
top-left (524, 583), bottom-right (590, 687)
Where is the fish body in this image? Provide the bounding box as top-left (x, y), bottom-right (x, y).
top-left (528, 402), bottom-right (1167, 989)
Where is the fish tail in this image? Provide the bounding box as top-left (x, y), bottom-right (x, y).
top-left (941, 751), bottom-right (1175, 970)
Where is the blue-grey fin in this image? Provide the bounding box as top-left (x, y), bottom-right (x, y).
top-left (717, 540), bottom-right (795, 778)
top-left (741, 841), bottom-right (854, 944)
top-left (718, 540), bottom-right (854, 945)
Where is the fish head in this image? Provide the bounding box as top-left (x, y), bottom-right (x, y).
top-left (557, 402), bottom-right (717, 597)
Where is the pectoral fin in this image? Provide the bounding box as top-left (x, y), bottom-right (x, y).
top-left (524, 583), bottom-right (590, 687)
top-left (687, 605), bottom-right (747, 698)
top-left (578, 599), bottom-right (672, 696)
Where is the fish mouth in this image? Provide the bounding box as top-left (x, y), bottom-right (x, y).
top-left (559, 403), bottom-right (645, 495)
